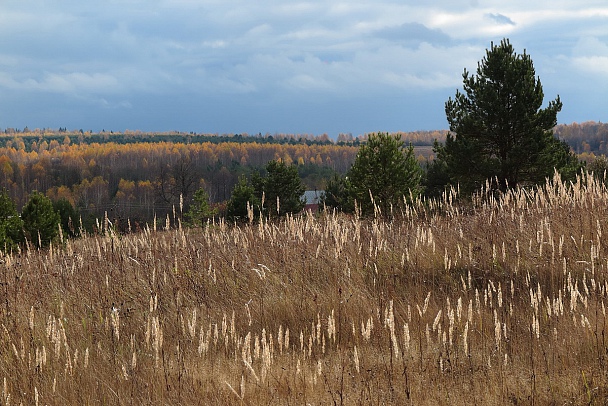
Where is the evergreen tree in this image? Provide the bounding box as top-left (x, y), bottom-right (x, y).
top-left (423, 149), bottom-right (452, 199)
top-left (226, 176), bottom-right (259, 222)
top-left (53, 198), bottom-right (81, 238)
top-left (438, 38), bottom-right (580, 194)
top-left (184, 188), bottom-right (217, 228)
top-left (347, 132), bottom-right (422, 215)
top-left (252, 160), bottom-right (305, 217)
top-left (321, 174), bottom-right (354, 212)
top-left (0, 189), bottom-right (24, 252)
top-left (586, 155), bottom-right (608, 185)
top-left (21, 191), bottom-right (61, 248)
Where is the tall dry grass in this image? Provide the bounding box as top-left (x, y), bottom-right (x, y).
top-left (0, 171), bottom-right (607, 405)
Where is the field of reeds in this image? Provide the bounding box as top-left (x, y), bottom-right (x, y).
top-left (0, 171), bottom-right (607, 405)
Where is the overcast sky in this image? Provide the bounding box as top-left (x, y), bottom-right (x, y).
top-left (0, 1), bottom-right (607, 137)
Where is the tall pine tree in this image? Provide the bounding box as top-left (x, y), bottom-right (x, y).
top-left (437, 39), bottom-right (580, 195)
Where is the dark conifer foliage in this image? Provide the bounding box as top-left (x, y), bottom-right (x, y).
top-left (438, 39), bottom-right (580, 194)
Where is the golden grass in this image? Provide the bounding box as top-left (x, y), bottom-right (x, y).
top-left (0, 171), bottom-right (607, 405)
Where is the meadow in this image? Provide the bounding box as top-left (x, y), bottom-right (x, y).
top-left (0, 171), bottom-right (607, 405)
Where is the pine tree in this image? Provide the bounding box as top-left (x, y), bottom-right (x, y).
top-left (226, 176), bottom-right (259, 222)
top-left (185, 188), bottom-right (217, 228)
top-left (348, 132), bottom-right (422, 215)
top-left (438, 38), bottom-right (580, 194)
top-left (21, 191), bottom-right (61, 248)
top-left (252, 160), bottom-right (305, 217)
top-left (321, 174), bottom-right (354, 212)
top-left (0, 189), bottom-right (24, 252)
top-left (53, 198), bottom-right (81, 237)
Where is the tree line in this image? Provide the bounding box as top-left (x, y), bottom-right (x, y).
top-left (0, 128), bottom-right (450, 149)
top-left (0, 38), bottom-right (606, 249)
top-left (3, 124), bottom-right (605, 154)
top-left (0, 141), bottom-right (358, 218)
top-left (554, 122), bottom-right (608, 156)
top-left (0, 133), bottom-right (440, 226)
top-left (272, 39), bottom-right (604, 217)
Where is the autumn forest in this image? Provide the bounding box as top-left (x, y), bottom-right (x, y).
top-left (0, 121), bottom-right (605, 231)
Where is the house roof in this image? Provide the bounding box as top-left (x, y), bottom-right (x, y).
top-left (301, 190), bottom-right (324, 205)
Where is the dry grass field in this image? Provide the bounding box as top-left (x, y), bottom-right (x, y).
top-left (0, 171), bottom-right (607, 405)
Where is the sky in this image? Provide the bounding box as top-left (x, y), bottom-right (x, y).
top-left (0, 1), bottom-right (607, 137)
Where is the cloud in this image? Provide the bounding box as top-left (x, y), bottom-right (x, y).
top-left (486, 13), bottom-right (516, 25)
top-left (373, 22), bottom-right (453, 47)
top-left (36, 72), bottom-right (120, 94)
top-left (99, 99), bottom-right (133, 109)
top-left (573, 55), bottom-right (608, 77)
top-left (573, 36), bottom-right (608, 57)
top-left (571, 36), bottom-right (608, 78)
top-left (0, 1), bottom-right (607, 133)
top-left (283, 74), bottom-right (334, 91)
